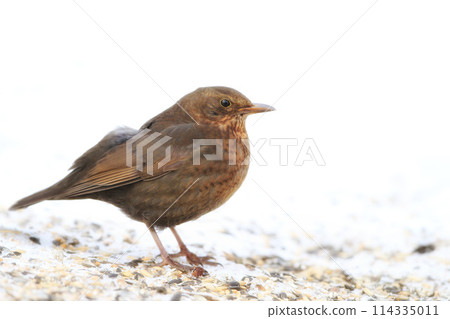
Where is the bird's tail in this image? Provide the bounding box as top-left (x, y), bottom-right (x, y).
top-left (9, 185), bottom-right (61, 210)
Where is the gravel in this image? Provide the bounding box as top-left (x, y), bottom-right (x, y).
top-left (0, 205), bottom-right (448, 301)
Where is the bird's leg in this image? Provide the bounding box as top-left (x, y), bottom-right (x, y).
top-left (169, 227), bottom-right (220, 266)
top-left (148, 225), bottom-right (195, 273)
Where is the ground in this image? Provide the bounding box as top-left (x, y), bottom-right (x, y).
top-left (1, 196), bottom-right (448, 300)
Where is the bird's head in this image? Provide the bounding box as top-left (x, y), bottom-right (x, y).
top-left (178, 86), bottom-right (274, 125)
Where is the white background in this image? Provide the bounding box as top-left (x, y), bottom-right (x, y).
top-left (1, 0), bottom-right (449, 291)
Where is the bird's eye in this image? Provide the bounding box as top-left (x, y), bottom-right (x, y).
top-left (220, 99), bottom-right (231, 107)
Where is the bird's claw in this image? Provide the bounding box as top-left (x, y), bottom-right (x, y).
top-left (155, 257), bottom-right (192, 272)
top-left (155, 255), bottom-right (209, 277)
top-left (169, 250), bottom-right (221, 266)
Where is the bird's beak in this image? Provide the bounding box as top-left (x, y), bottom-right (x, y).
top-left (240, 103), bottom-right (275, 115)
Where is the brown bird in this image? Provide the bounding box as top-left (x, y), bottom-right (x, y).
top-left (10, 86), bottom-right (274, 275)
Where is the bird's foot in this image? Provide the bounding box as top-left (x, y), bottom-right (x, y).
top-left (169, 250), bottom-right (221, 266)
top-left (156, 255), bottom-right (208, 277)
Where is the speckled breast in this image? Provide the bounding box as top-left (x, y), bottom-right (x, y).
top-left (150, 137), bottom-right (251, 227)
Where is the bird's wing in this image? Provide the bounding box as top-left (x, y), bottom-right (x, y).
top-left (57, 124), bottom-right (195, 198)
